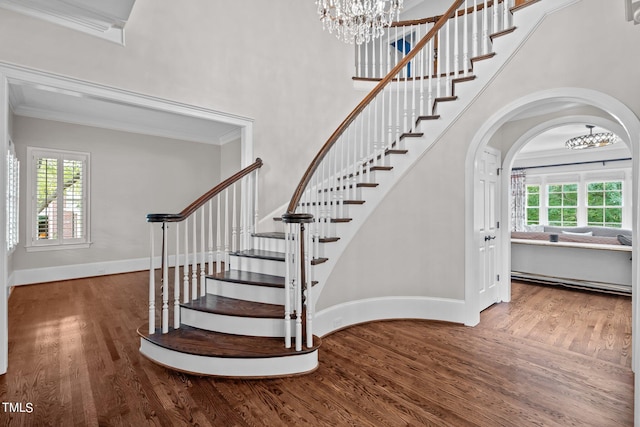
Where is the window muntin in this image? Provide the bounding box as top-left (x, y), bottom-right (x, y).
top-left (587, 181), bottom-right (622, 228)
top-left (525, 185), bottom-right (540, 225)
top-left (547, 183), bottom-right (578, 226)
top-left (28, 148), bottom-right (89, 248)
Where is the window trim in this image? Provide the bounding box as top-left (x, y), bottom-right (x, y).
top-left (26, 147), bottom-right (91, 251)
top-left (6, 139), bottom-right (19, 253)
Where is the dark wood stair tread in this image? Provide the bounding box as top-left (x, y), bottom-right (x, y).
top-left (182, 294), bottom-right (284, 319)
top-left (232, 249), bottom-right (285, 261)
top-left (254, 231), bottom-right (341, 243)
top-left (490, 27), bottom-right (516, 41)
top-left (210, 269), bottom-right (285, 288)
top-left (138, 324), bottom-right (321, 358)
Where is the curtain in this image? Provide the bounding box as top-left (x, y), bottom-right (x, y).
top-left (511, 170), bottom-right (527, 231)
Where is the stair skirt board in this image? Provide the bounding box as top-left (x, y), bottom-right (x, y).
top-left (139, 339), bottom-right (319, 378)
top-left (314, 296), bottom-right (467, 336)
top-left (180, 308), bottom-right (291, 337)
top-left (207, 278), bottom-right (283, 305)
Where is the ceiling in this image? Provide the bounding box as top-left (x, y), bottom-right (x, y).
top-left (8, 82), bottom-right (242, 145)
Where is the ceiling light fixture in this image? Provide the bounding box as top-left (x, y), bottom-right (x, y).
top-left (565, 125), bottom-right (619, 150)
top-left (316, 0), bottom-right (404, 45)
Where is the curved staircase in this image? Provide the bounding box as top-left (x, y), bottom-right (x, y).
top-left (138, 0), bottom-right (565, 378)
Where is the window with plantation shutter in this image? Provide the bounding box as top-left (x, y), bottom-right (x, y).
top-left (6, 141), bottom-right (19, 252)
top-left (27, 147), bottom-right (90, 250)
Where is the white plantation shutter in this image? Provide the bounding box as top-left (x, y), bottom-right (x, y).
top-left (6, 143), bottom-right (19, 252)
top-left (28, 147), bottom-right (90, 248)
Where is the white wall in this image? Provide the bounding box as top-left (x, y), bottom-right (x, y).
top-left (10, 115), bottom-right (223, 281)
top-left (0, 0), bottom-right (363, 219)
top-left (316, 0), bottom-right (640, 309)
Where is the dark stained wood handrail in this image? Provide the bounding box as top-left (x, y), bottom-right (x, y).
top-left (147, 158), bottom-right (263, 223)
top-left (286, 0), bottom-right (465, 214)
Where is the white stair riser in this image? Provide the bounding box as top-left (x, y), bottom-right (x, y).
top-left (206, 277), bottom-right (284, 305)
top-left (140, 339), bottom-right (318, 378)
top-left (181, 307), bottom-right (293, 337)
top-left (253, 236), bottom-right (286, 253)
top-left (229, 254), bottom-right (285, 276)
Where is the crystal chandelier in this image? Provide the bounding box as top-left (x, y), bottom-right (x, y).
top-left (316, 0), bottom-right (404, 45)
top-left (565, 125), bottom-right (619, 150)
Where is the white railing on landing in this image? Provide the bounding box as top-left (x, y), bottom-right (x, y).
top-left (283, 0), bottom-right (516, 349)
top-left (355, 0), bottom-right (512, 81)
top-left (146, 158), bottom-right (262, 335)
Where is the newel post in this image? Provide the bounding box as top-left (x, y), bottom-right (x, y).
top-left (282, 212), bottom-right (314, 351)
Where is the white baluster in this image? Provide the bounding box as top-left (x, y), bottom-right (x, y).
top-left (183, 219), bottom-right (189, 303)
top-left (253, 169), bottom-right (260, 242)
top-left (174, 222), bottom-right (180, 329)
top-left (357, 42), bottom-right (362, 78)
top-left (436, 28), bottom-right (442, 101)
top-left (295, 223), bottom-right (303, 352)
top-left (305, 225), bottom-right (313, 348)
top-left (493, 0), bottom-right (499, 34)
top-left (191, 215), bottom-right (198, 300)
top-left (428, 37), bottom-right (434, 115)
top-left (200, 207), bottom-right (206, 297)
top-left (148, 224), bottom-right (155, 334)
top-left (162, 223), bottom-right (169, 334)
top-left (224, 188), bottom-right (230, 268)
top-left (483, 0), bottom-right (489, 55)
top-left (463, 0), bottom-right (469, 75)
top-left (503, 0), bottom-right (511, 31)
top-left (216, 197), bottom-right (222, 273)
top-left (445, 19), bottom-right (451, 96)
top-left (364, 36), bottom-right (369, 78)
top-left (284, 222), bottom-right (292, 348)
top-left (232, 183), bottom-right (238, 254)
top-left (208, 200), bottom-right (214, 274)
top-left (454, 6), bottom-right (460, 77)
top-left (472, 0), bottom-right (479, 59)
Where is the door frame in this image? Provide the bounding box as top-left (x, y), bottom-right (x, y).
top-left (0, 62), bottom-right (255, 375)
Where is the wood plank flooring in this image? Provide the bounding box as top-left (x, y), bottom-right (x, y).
top-left (0, 273), bottom-right (633, 426)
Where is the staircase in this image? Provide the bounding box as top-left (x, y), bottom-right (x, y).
top-left (138, 0), bottom-right (568, 378)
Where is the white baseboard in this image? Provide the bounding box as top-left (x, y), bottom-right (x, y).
top-left (12, 257), bottom-right (151, 286)
top-left (314, 296), bottom-right (467, 337)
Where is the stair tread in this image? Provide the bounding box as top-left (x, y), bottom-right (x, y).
top-left (211, 269), bottom-right (285, 288)
top-left (232, 249), bottom-right (285, 261)
top-left (138, 324), bottom-right (321, 358)
top-left (182, 294), bottom-right (283, 318)
top-left (254, 232), bottom-right (341, 242)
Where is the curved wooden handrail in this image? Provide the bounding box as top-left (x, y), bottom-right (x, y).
top-left (147, 158), bottom-right (263, 223)
top-left (286, 0), bottom-right (465, 214)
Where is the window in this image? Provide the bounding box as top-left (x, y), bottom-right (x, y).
top-left (547, 183), bottom-right (577, 226)
top-left (28, 148), bottom-right (90, 249)
top-left (587, 181), bottom-right (622, 228)
top-left (525, 185), bottom-right (540, 225)
top-left (6, 142), bottom-right (19, 252)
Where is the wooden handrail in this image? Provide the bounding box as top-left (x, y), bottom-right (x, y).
top-left (286, 0), bottom-right (465, 214)
top-left (147, 158), bottom-right (263, 223)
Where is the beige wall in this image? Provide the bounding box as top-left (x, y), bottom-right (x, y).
top-left (11, 115), bottom-right (223, 271)
top-left (0, 0), bottom-right (363, 218)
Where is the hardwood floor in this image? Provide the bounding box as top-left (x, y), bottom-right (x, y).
top-left (0, 273), bottom-right (633, 426)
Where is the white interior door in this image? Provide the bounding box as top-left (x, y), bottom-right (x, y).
top-left (476, 147), bottom-right (501, 311)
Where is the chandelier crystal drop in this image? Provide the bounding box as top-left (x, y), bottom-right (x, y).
top-left (316, 0), bottom-right (404, 45)
top-left (565, 125), bottom-right (619, 150)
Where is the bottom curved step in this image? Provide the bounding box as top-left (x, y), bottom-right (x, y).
top-left (138, 324), bottom-right (321, 378)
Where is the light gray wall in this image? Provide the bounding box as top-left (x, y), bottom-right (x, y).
top-left (11, 115), bottom-right (222, 271)
top-left (0, 0), bottom-right (363, 218)
top-left (317, 0), bottom-right (640, 309)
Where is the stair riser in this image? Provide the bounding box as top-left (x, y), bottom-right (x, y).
top-left (206, 277), bottom-right (284, 305)
top-left (140, 339), bottom-right (318, 378)
top-left (229, 254), bottom-right (285, 276)
top-left (252, 236), bottom-right (333, 258)
top-left (181, 307), bottom-right (293, 338)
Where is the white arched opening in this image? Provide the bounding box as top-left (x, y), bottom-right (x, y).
top-left (465, 87), bottom-right (640, 424)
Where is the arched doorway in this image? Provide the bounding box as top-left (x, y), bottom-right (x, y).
top-left (465, 87), bottom-right (640, 422)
